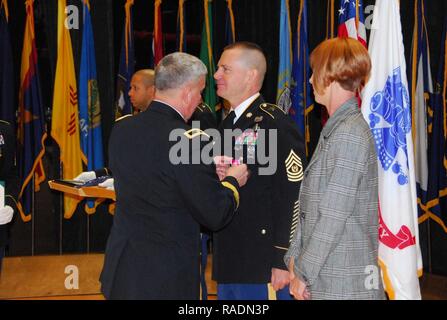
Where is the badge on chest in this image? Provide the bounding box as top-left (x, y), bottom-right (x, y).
top-left (235, 129), bottom-right (258, 163)
top-left (234, 117), bottom-right (262, 164)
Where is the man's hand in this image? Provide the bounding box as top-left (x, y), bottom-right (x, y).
top-left (213, 156), bottom-right (233, 181)
top-left (0, 205), bottom-right (14, 225)
top-left (271, 268), bottom-right (290, 291)
top-left (98, 178), bottom-right (114, 190)
top-left (226, 164), bottom-right (249, 187)
top-left (74, 171), bottom-right (96, 182)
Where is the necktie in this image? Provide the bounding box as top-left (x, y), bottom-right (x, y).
top-left (223, 110), bottom-right (236, 129)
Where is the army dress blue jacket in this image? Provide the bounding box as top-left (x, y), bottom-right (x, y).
top-left (213, 95), bottom-right (307, 283)
top-left (100, 101), bottom-right (240, 299)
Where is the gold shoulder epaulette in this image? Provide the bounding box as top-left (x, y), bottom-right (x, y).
top-left (115, 114), bottom-right (133, 122)
top-left (183, 128), bottom-right (210, 139)
top-left (0, 120), bottom-right (11, 125)
top-left (260, 103), bottom-right (286, 119)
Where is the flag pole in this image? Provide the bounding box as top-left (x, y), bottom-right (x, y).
top-left (59, 161), bottom-right (63, 255)
top-left (87, 206), bottom-right (90, 253)
top-left (427, 218), bottom-right (432, 273)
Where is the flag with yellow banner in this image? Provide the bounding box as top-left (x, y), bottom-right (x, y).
top-left (51, 0), bottom-right (83, 219)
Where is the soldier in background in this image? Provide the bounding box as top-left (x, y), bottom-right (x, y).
top-left (75, 69), bottom-right (156, 185)
top-left (0, 120), bottom-right (15, 272)
top-left (128, 69), bottom-right (156, 114)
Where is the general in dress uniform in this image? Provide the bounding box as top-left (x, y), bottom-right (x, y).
top-left (100, 52), bottom-right (247, 300)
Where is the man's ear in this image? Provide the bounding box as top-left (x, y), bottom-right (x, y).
top-left (181, 85), bottom-right (191, 105)
top-left (247, 68), bottom-right (258, 85)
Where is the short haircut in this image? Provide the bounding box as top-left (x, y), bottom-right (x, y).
top-left (223, 41), bottom-right (267, 81)
top-left (134, 69), bottom-right (155, 87)
top-left (155, 52), bottom-right (207, 91)
top-left (310, 37), bottom-right (371, 94)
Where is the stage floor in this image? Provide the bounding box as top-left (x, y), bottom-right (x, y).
top-left (0, 254), bottom-right (444, 300)
top-left (0, 253), bottom-right (216, 300)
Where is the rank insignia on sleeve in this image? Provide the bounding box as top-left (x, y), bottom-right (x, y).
top-left (183, 128), bottom-right (210, 139)
top-left (285, 150), bottom-right (303, 182)
top-left (115, 114), bottom-right (133, 122)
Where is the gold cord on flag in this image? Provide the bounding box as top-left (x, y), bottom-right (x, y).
top-left (355, 0), bottom-right (359, 32)
top-left (155, 0), bottom-right (162, 40)
top-left (1, 0), bottom-right (8, 22)
top-left (204, 0), bottom-right (213, 68)
top-left (411, 0), bottom-right (418, 146)
top-left (286, 0), bottom-right (292, 65)
top-left (227, 0), bottom-right (235, 42)
top-left (178, 0), bottom-right (185, 51)
top-left (297, 0), bottom-right (313, 157)
top-left (326, 0), bottom-right (335, 39)
top-left (83, 0), bottom-right (90, 10)
top-left (297, 0), bottom-right (303, 61)
top-left (124, 0), bottom-right (134, 67)
top-left (330, 0), bottom-right (335, 38)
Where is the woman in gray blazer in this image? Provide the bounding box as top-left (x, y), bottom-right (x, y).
top-left (284, 37), bottom-right (385, 300)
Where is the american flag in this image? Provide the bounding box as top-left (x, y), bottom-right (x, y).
top-left (338, 0), bottom-right (367, 47)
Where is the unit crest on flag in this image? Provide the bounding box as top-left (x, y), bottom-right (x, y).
top-left (368, 67), bottom-right (411, 185)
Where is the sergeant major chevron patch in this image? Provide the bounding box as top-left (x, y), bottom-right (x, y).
top-left (285, 150), bottom-right (303, 182)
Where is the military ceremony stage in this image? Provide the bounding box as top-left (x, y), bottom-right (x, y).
top-left (0, 254), bottom-right (217, 300)
top-left (0, 253), bottom-right (445, 300)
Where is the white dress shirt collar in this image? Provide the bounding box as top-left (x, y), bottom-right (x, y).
top-left (230, 93), bottom-right (260, 123)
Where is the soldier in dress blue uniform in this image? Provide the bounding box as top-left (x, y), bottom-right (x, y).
top-left (212, 42), bottom-right (307, 300)
top-left (74, 69), bottom-right (157, 184)
top-left (99, 52), bottom-right (249, 300)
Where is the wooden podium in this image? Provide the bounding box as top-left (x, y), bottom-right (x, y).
top-left (48, 180), bottom-right (116, 201)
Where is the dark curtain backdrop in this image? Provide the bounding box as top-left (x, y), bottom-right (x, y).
top-left (3, 0), bottom-right (447, 275)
